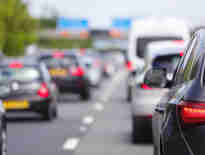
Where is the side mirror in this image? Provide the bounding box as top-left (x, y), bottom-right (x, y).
top-left (144, 68), bottom-right (168, 88)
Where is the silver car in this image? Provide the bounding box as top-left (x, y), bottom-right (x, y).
top-left (131, 41), bottom-right (186, 143)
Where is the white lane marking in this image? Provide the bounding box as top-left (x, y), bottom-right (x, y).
top-left (80, 126), bottom-right (87, 132)
top-left (82, 116), bottom-right (94, 125)
top-left (93, 102), bottom-right (104, 111)
top-left (62, 138), bottom-right (80, 151)
top-left (101, 70), bottom-right (126, 102)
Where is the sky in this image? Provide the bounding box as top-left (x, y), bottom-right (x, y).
top-left (27, 0), bottom-right (205, 28)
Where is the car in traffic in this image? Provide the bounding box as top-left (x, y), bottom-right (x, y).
top-left (151, 29), bottom-right (205, 155)
top-left (130, 41), bottom-right (185, 143)
top-left (80, 56), bottom-right (103, 87)
top-left (0, 58), bottom-right (58, 121)
top-left (126, 17), bottom-right (190, 102)
top-left (38, 51), bottom-right (91, 100)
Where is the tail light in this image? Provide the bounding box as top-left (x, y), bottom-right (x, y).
top-left (126, 61), bottom-right (133, 70)
top-left (70, 67), bottom-right (84, 77)
top-left (141, 84), bottom-right (152, 90)
top-left (37, 83), bottom-right (50, 98)
top-left (179, 101), bottom-right (205, 124)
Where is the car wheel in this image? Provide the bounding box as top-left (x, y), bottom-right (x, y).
top-left (0, 128), bottom-right (7, 155)
top-left (132, 117), bottom-right (151, 143)
top-left (127, 86), bottom-right (132, 102)
top-left (42, 104), bottom-right (55, 121)
top-left (80, 87), bottom-right (91, 101)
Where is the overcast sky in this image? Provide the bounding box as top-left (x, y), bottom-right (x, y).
top-left (28, 0), bottom-right (205, 28)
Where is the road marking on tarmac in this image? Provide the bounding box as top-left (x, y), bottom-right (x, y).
top-left (82, 116), bottom-right (95, 125)
top-left (62, 138), bottom-right (80, 151)
top-left (101, 70), bottom-right (127, 102)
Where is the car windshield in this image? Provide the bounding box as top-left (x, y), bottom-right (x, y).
top-left (0, 67), bottom-right (41, 83)
top-left (41, 56), bottom-right (77, 68)
top-left (137, 36), bottom-right (183, 58)
top-left (152, 54), bottom-right (181, 71)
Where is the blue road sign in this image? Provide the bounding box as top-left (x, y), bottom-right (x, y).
top-left (111, 18), bottom-right (131, 30)
top-left (57, 18), bottom-right (89, 30)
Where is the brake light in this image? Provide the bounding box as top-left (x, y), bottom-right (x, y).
top-left (37, 83), bottom-right (50, 98)
top-left (9, 62), bottom-right (23, 69)
top-left (141, 84), bottom-right (152, 90)
top-left (70, 67), bottom-right (84, 76)
top-left (179, 51), bottom-right (184, 57)
top-left (126, 61), bottom-right (133, 70)
top-left (179, 101), bottom-right (205, 124)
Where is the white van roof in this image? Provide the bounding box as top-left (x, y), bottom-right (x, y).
top-left (131, 17), bottom-right (190, 39)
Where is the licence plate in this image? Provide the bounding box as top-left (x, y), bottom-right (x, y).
top-left (49, 69), bottom-right (67, 77)
top-left (3, 100), bottom-right (29, 110)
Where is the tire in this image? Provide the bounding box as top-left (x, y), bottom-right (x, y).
top-left (127, 86), bottom-right (132, 102)
top-left (42, 104), bottom-right (55, 121)
top-left (0, 127), bottom-right (7, 155)
top-left (80, 86), bottom-right (91, 101)
top-left (132, 117), bottom-right (152, 143)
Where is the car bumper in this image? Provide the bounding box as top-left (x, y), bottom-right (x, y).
top-left (4, 98), bottom-right (52, 113)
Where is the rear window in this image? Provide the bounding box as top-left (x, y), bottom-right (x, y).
top-left (137, 36), bottom-right (183, 58)
top-left (40, 56), bottom-right (77, 68)
top-left (152, 54), bottom-right (181, 72)
top-left (0, 67), bottom-right (41, 83)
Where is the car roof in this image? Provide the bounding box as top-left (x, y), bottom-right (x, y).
top-left (38, 50), bottom-right (80, 57)
top-left (145, 42), bottom-right (185, 63)
top-left (131, 17), bottom-right (190, 38)
top-left (0, 57), bottom-right (40, 66)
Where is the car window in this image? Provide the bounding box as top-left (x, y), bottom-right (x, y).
top-left (0, 67), bottom-right (41, 83)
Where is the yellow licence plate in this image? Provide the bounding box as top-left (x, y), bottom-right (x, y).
top-left (3, 101), bottom-right (29, 110)
top-left (49, 69), bottom-right (67, 76)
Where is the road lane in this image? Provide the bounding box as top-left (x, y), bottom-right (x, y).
top-left (7, 76), bottom-right (112, 155)
top-left (76, 74), bottom-right (153, 155)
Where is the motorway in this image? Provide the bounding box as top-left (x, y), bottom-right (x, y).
top-left (7, 70), bottom-right (153, 155)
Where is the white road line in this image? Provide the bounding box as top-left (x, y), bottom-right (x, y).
top-left (62, 138), bottom-right (80, 151)
top-left (101, 70), bottom-right (127, 102)
top-left (82, 116), bottom-right (95, 125)
top-left (93, 102), bottom-right (104, 112)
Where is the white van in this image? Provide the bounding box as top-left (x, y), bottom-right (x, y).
top-left (127, 17), bottom-right (190, 69)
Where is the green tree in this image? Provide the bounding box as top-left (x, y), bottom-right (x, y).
top-left (0, 0), bottom-right (38, 56)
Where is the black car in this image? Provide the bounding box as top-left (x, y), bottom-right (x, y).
top-left (38, 51), bottom-right (91, 100)
top-left (0, 58), bottom-right (58, 121)
top-left (151, 29), bottom-right (205, 155)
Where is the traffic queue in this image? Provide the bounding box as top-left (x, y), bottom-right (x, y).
top-left (0, 48), bottom-right (124, 155)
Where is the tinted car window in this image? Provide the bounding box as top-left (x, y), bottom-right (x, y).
top-left (0, 67), bottom-right (41, 83)
top-left (137, 36), bottom-right (183, 58)
top-left (40, 56), bottom-right (77, 68)
top-left (152, 54), bottom-right (181, 72)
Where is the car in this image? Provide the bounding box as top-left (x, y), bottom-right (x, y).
top-left (0, 101), bottom-right (6, 155)
top-left (126, 17), bottom-right (190, 102)
top-left (80, 56), bottom-right (103, 87)
top-left (151, 29), bottom-right (205, 155)
top-left (0, 58), bottom-right (58, 121)
top-left (130, 41), bottom-right (185, 143)
top-left (38, 51), bottom-right (91, 100)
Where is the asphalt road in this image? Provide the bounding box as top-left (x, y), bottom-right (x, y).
top-left (7, 70), bottom-right (153, 155)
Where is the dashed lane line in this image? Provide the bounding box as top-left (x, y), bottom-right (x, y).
top-left (62, 138), bottom-right (80, 151)
top-left (82, 116), bottom-right (95, 125)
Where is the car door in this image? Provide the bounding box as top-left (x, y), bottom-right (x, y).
top-left (152, 35), bottom-right (198, 155)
